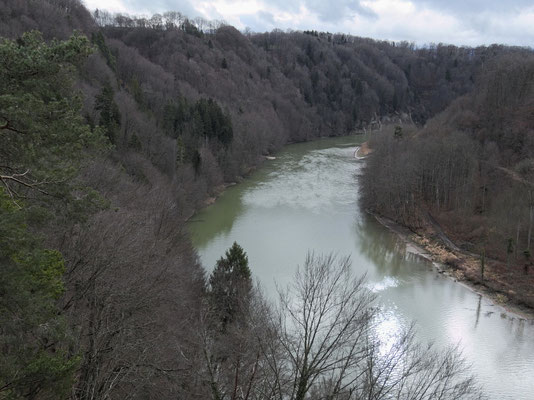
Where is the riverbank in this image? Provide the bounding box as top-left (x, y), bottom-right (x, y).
top-left (186, 154), bottom-right (278, 221)
top-left (355, 141), bottom-right (372, 157)
top-left (372, 213), bottom-right (534, 321)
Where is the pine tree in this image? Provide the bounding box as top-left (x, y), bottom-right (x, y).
top-left (208, 242), bottom-right (252, 328)
top-left (0, 190), bottom-right (78, 399)
top-left (95, 80), bottom-right (121, 145)
top-left (0, 31), bottom-right (103, 202)
top-left (0, 31), bottom-right (102, 398)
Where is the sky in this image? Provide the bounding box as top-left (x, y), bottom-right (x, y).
top-left (82, 0), bottom-right (534, 47)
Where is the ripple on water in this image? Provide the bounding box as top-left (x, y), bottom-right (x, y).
top-left (242, 147), bottom-right (360, 213)
top-left (367, 276), bottom-right (401, 293)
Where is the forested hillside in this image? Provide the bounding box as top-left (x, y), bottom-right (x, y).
top-left (361, 53), bottom-right (534, 306)
top-left (0, 0), bottom-right (532, 398)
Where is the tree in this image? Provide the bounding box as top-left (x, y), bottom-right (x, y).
top-left (0, 31), bottom-right (109, 399)
top-left (95, 80), bottom-right (121, 145)
top-left (480, 248), bottom-right (486, 281)
top-left (262, 254), bottom-right (481, 400)
top-left (91, 30), bottom-right (116, 71)
top-left (0, 190), bottom-right (78, 399)
top-left (274, 254), bottom-right (373, 400)
top-left (196, 287), bottom-right (270, 400)
top-left (0, 31), bottom-right (103, 203)
top-left (59, 181), bottom-right (204, 400)
top-left (506, 238), bottom-right (514, 269)
top-left (524, 250), bottom-right (531, 275)
top-left (198, 243), bottom-right (265, 400)
top-left (209, 242), bottom-right (252, 328)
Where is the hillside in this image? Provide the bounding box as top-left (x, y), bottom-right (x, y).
top-left (361, 53), bottom-right (534, 307)
top-left (1, 0), bottom-right (532, 398)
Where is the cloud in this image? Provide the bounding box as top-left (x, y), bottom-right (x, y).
top-left (83, 0), bottom-right (198, 17)
top-left (257, 10), bottom-right (275, 25)
top-left (82, 0), bottom-right (534, 46)
top-left (239, 11), bottom-right (276, 32)
top-left (303, 0), bottom-right (376, 22)
top-left (412, 0), bottom-right (534, 16)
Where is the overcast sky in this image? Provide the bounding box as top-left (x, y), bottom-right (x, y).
top-left (82, 0), bottom-right (534, 46)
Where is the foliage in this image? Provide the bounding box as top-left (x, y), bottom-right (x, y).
top-left (0, 190), bottom-right (78, 399)
top-left (200, 253), bottom-right (483, 400)
top-left (263, 254), bottom-right (482, 400)
top-left (164, 97), bottom-right (233, 147)
top-left (208, 242), bottom-right (252, 327)
top-left (0, 30), bottom-right (105, 202)
top-left (91, 30), bottom-right (116, 71)
top-left (95, 80), bottom-right (121, 145)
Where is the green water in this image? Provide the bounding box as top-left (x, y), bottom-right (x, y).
top-left (189, 135), bottom-right (534, 399)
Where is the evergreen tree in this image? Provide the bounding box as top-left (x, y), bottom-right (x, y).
top-left (91, 30), bottom-right (116, 71)
top-left (0, 31), bottom-right (103, 202)
top-left (95, 80), bottom-right (121, 145)
top-left (0, 31), bottom-right (103, 399)
top-left (208, 242), bottom-right (252, 328)
top-left (0, 190), bottom-right (78, 399)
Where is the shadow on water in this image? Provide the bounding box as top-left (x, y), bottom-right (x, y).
top-left (352, 212), bottom-right (429, 279)
top-left (188, 187), bottom-right (246, 249)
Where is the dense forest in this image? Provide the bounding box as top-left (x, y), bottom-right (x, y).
top-left (361, 53), bottom-right (534, 307)
top-left (0, 0), bottom-right (532, 398)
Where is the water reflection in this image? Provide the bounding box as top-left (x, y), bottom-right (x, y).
top-left (188, 182), bottom-right (248, 248)
top-left (188, 135), bottom-right (534, 399)
top-left (475, 295), bottom-right (482, 328)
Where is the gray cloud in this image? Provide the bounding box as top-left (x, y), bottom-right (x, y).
top-left (257, 10), bottom-right (275, 25)
top-left (121, 0), bottom-right (198, 17)
top-left (240, 12), bottom-right (275, 32)
top-left (84, 0), bottom-right (534, 46)
top-left (255, 0), bottom-right (301, 13)
top-left (304, 0), bottom-right (376, 22)
top-left (413, 0), bottom-right (534, 16)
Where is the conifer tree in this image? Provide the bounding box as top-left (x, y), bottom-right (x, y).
top-left (208, 242), bottom-right (252, 328)
top-left (0, 190), bottom-right (78, 399)
top-left (0, 31), bottom-right (102, 202)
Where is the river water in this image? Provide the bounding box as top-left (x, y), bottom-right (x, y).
top-left (188, 135), bottom-right (534, 399)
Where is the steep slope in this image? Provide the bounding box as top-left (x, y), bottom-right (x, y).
top-left (361, 53), bottom-right (534, 306)
top-left (1, 0), bottom-right (533, 397)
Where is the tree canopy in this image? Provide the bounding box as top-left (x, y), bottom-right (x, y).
top-left (0, 190), bottom-right (78, 399)
top-left (0, 30), bottom-right (103, 399)
top-left (209, 242), bottom-right (252, 328)
top-left (0, 31), bottom-right (103, 203)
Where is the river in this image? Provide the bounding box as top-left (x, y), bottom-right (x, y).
top-left (188, 135), bottom-right (534, 399)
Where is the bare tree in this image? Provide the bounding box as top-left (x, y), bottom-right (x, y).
top-left (273, 254), bottom-right (373, 400)
top-left (261, 254), bottom-right (483, 400)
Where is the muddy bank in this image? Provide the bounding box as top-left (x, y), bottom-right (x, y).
top-left (372, 212), bottom-right (534, 320)
top-left (355, 141), bottom-right (373, 158)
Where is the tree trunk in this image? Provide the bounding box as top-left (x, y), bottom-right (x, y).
top-left (516, 220), bottom-right (521, 259)
top-left (528, 204), bottom-right (533, 251)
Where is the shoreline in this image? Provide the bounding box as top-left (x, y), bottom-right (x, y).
top-left (372, 212), bottom-right (534, 321)
top-left (189, 138), bottom-right (533, 321)
top-left (355, 141), bottom-right (372, 158)
top-left (185, 154), bottom-right (274, 222)
top-left (189, 134), bottom-right (368, 221)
